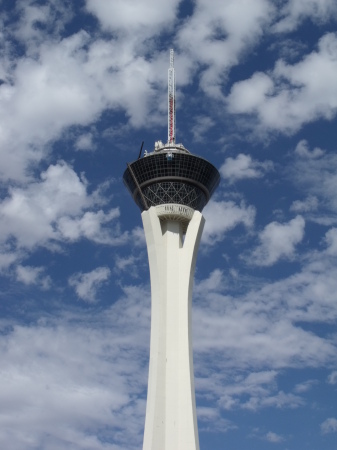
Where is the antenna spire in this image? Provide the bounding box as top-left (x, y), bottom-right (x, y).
top-left (168, 49), bottom-right (176, 145)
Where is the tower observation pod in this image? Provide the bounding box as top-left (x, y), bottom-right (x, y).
top-left (123, 50), bottom-right (220, 450)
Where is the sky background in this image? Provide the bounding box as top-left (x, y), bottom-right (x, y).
top-left (0, 0), bottom-right (337, 449)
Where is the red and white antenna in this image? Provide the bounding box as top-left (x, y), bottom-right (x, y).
top-left (168, 49), bottom-right (176, 145)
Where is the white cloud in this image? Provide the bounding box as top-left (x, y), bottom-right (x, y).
top-left (85, 0), bottom-right (180, 36)
top-left (249, 215), bottom-right (305, 266)
top-left (114, 254), bottom-right (143, 278)
top-left (0, 284), bottom-right (151, 449)
top-left (294, 139), bottom-right (325, 159)
top-left (115, 255), bottom-right (136, 272)
top-left (0, 30), bottom-right (105, 182)
top-left (0, 250), bottom-right (20, 272)
top-left (194, 298), bottom-right (334, 371)
top-left (291, 141), bottom-right (337, 216)
top-left (16, 265), bottom-right (42, 284)
top-left (227, 33), bottom-right (337, 134)
top-left (217, 370), bottom-right (279, 411)
top-left (273, 0), bottom-right (337, 33)
top-left (194, 269), bottom-right (224, 296)
top-left (0, 162), bottom-right (88, 248)
top-left (265, 431), bottom-right (284, 443)
top-left (131, 226), bottom-right (146, 247)
top-left (227, 72), bottom-right (273, 113)
top-left (262, 260), bottom-right (337, 326)
top-left (176, 0), bottom-right (274, 97)
top-left (12, 0), bottom-right (73, 50)
top-left (197, 406), bottom-right (237, 433)
top-left (194, 236), bottom-right (337, 376)
top-left (321, 417), bottom-right (337, 434)
top-left (293, 379), bottom-right (317, 393)
top-left (69, 267), bottom-right (111, 302)
top-left (0, 161), bottom-right (126, 261)
top-left (191, 116), bottom-right (215, 142)
top-left (57, 209), bottom-right (127, 245)
top-left (191, 258), bottom-right (337, 423)
top-left (325, 228), bottom-right (337, 255)
top-left (75, 132), bottom-right (95, 151)
top-left (290, 195), bottom-right (318, 213)
top-left (16, 265), bottom-right (51, 289)
top-left (220, 153), bottom-right (273, 183)
top-left (202, 199), bottom-right (255, 245)
top-left (327, 371), bottom-right (337, 385)
top-left (199, 369), bottom-right (303, 412)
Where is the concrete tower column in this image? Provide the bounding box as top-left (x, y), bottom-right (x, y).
top-left (142, 206), bottom-right (205, 450)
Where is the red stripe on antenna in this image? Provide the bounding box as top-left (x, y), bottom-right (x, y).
top-left (168, 49), bottom-right (176, 144)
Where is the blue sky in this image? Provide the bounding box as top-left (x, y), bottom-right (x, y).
top-left (0, 0), bottom-right (337, 448)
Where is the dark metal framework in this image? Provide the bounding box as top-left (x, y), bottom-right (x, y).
top-left (123, 151), bottom-right (220, 212)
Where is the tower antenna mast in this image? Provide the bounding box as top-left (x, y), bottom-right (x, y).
top-left (168, 49), bottom-right (176, 145)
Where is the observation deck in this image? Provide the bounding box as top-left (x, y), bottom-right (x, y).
top-left (123, 142), bottom-right (220, 213)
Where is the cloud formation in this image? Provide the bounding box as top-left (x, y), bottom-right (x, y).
top-left (321, 418), bottom-right (337, 434)
top-left (220, 153), bottom-right (273, 183)
top-left (0, 161), bottom-right (127, 270)
top-left (0, 286), bottom-right (150, 449)
top-left (202, 199), bottom-right (255, 245)
top-left (227, 33), bottom-right (337, 134)
top-left (69, 267), bottom-right (111, 302)
top-left (273, 0), bottom-right (337, 33)
top-left (249, 215), bottom-right (305, 266)
top-left (16, 265), bottom-right (51, 289)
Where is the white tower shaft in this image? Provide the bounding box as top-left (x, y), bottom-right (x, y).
top-left (142, 206), bottom-right (204, 450)
top-left (168, 49), bottom-right (176, 145)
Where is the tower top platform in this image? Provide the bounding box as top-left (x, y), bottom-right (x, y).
top-left (123, 143), bottom-right (220, 213)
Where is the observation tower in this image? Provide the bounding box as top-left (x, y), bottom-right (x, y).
top-left (123, 50), bottom-right (220, 450)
